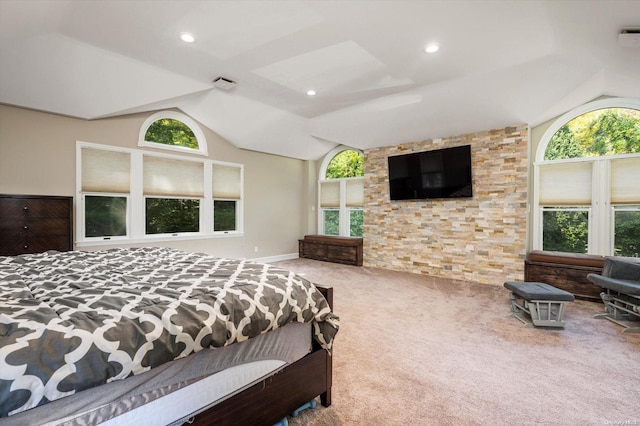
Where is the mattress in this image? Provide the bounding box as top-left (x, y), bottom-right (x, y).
top-left (1, 322), bottom-right (312, 426)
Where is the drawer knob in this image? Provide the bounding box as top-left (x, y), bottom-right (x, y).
top-left (23, 205), bottom-right (28, 210)
top-left (23, 225), bottom-right (28, 229)
top-left (24, 245), bottom-right (28, 249)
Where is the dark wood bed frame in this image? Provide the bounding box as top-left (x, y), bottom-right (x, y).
top-left (190, 286), bottom-right (334, 426)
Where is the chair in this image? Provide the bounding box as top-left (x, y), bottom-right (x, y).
top-left (587, 257), bottom-right (640, 333)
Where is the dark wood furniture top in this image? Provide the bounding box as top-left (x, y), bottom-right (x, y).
top-left (0, 194), bottom-right (73, 256)
top-left (299, 234), bottom-right (363, 266)
top-left (525, 250), bottom-right (604, 301)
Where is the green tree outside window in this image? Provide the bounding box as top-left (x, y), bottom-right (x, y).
top-left (214, 200), bottom-right (236, 232)
top-left (545, 108), bottom-right (640, 160)
top-left (146, 198), bottom-right (199, 234)
top-left (325, 150), bottom-right (364, 179)
top-left (145, 119), bottom-right (199, 149)
top-left (323, 210), bottom-right (340, 236)
top-left (85, 196), bottom-right (127, 237)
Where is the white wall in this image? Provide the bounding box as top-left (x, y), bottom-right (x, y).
top-left (0, 105), bottom-right (309, 260)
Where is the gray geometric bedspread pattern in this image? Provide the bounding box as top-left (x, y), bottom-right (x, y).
top-left (0, 247), bottom-right (339, 417)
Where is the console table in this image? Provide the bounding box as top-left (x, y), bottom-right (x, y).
top-left (298, 235), bottom-right (363, 266)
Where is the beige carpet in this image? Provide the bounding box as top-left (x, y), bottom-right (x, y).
top-left (274, 259), bottom-right (640, 426)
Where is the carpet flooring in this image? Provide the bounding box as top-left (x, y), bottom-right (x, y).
top-left (274, 258), bottom-right (640, 426)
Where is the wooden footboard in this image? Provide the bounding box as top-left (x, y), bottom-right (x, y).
top-left (190, 348), bottom-right (331, 426)
top-left (190, 286), bottom-right (334, 426)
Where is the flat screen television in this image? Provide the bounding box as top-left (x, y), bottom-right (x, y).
top-left (388, 145), bottom-right (473, 200)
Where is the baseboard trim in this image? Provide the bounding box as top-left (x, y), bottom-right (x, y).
top-left (249, 252), bottom-right (299, 263)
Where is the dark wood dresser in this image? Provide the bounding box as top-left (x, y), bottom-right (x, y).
top-left (0, 194), bottom-right (73, 255)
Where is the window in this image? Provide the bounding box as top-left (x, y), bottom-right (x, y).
top-left (143, 154), bottom-right (204, 235)
top-left (214, 200), bottom-right (237, 232)
top-left (323, 209), bottom-right (340, 236)
top-left (541, 207), bottom-right (589, 253)
top-left (212, 163), bottom-right (242, 233)
top-left (80, 146), bottom-right (131, 241)
top-left (613, 206), bottom-right (640, 257)
top-left (84, 195), bottom-right (127, 238)
top-left (319, 148), bottom-right (364, 237)
top-left (145, 198), bottom-right (200, 234)
top-left (77, 141), bottom-right (243, 244)
top-left (139, 111), bottom-right (208, 156)
top-left (533, 98), bottom-right (640, 256)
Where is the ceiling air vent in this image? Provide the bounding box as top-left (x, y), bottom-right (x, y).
top-left (618, 28), bottom-right (640, 47)
top-left (212, 76), bottom-right (237, 90)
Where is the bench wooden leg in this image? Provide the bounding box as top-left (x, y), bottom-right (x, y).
top-left (594, 290), bottom-right (640, 333)
top-left (509, 293), bottom-right (569, 328)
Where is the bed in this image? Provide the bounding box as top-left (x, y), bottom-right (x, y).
top-left (0, 247), bottom-right (339, 425)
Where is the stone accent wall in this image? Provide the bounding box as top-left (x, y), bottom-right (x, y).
top-left (363, 124), bottom-right (528, 285)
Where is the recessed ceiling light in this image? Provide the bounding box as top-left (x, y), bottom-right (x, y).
top-left (424, 43), bottom-right (439, 54)
top-left (307, 90), bottom-right (317, 96)
top-left (180, 33), bottom-right (196, 43)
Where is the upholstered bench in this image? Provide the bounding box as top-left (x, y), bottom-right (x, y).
top-left (504, 281), bottom-right (575, 328)
top-left (587, 257), bottom-right (640, 333)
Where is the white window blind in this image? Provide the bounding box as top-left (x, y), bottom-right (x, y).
top-left (81, 148), bottom-right (131, 193)
top-left (346, 178), bottom-right (364, 207)
top-left (143, 156), bottom-right (204, 197)
top-left (320, 181), bottom-right (340, 208)
top-left (611, 157), bottom-right (640, 204)
top-left (212, 164), bottom-right (242, 199)
top-left (538, 161), bottom-right (592, 205)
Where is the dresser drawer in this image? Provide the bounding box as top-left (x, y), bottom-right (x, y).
top-left (0, 236), bottom-right (72, 255)
top-left (0, 218), bottom-right (71, 236)
top-left (0, 197), bottom-right (71, 218)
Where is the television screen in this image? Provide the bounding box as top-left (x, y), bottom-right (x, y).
top-left (388, 145), bottom-right (473, 200)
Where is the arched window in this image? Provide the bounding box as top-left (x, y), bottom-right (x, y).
top-left (78, 109), bottom-right (243, 245)
top-left (319, 147), bottom-right (365, 237)
top-left (139, 111), bottom-right (208, 156)
top-left (533, 98), bottom-right (640, 257)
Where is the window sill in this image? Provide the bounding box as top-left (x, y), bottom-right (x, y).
top-left (76, 232), bottom-right (244, 247)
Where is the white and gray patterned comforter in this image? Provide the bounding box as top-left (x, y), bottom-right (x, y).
top-left (0, 247), bottom-right (339, 417)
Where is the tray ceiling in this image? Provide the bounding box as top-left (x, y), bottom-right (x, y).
top-left (1, 0), bottom-right (639, 160)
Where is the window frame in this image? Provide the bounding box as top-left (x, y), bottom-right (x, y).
top-left (213, 199), bottom-right (240, 233)
top-left (533, 97), bottom-right (640, 256)
top-left (143, 195), bottom-right (202, 237)
top-left (321, 207), bottom-right (341, 236)
top-left (538, 206), bottom-right (591, 253)
top-left (348, 207), bottom-right (364, 237)
top-left (318, 146), bottom-right (365, 237)
top-left (211, 160), bottom-right (244, 235)
top-left (138, 110), bottom-right (208, 156)
top-left (76, 141), bottom-right (243, 246)
top-left (81, 193), bottom-right (130, 242)
top-left (611, 204), bottom-right (640, 257)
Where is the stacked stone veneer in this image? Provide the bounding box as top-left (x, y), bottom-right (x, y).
top-left (363, 124), bottom-right (528, 285)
